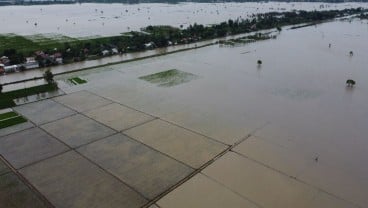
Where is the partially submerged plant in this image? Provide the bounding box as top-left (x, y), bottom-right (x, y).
top-left (346, 79), bottom-right (356, 87)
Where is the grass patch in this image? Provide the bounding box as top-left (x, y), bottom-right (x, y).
top-left (0, 83), bottom-right (58, 109)
top-left (0, 116), bottom-right (27, 129)
top-left (0, 112), bottom-right (18, 120)
top-left (139, 69), bottom-right (198, 87)
top-left (68, 77), bottom-right (87, 85)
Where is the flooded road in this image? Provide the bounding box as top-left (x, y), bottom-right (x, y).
top-left (52, 18), bottom-right (368, 207)
top-left (0, 2), bottom-right (367, 37)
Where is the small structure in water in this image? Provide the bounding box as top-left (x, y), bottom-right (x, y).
top-left (346, 79), bottom-right (356, 87)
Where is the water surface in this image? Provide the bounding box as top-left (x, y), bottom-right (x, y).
top-left (54, 18), bottom-right (368, 206)
top-left (0, 2), bottom-right (367, 37)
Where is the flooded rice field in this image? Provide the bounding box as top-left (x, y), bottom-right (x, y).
top-left (1, 2), bottom-right (368, 206)
top-left (0, 2), bottom-right (367, 37)
top-left (53, 18), bottom-right (368, 206)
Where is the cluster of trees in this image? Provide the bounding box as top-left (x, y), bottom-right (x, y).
top-left (0, 8), bottom-right (365, 67)
top-left (359, 13), bottom-right (368, 19)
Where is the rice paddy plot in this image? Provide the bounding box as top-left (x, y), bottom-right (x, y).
top-left (0, 111), bottom-right (27, 129)
top-left (139, 69), bottom-right (198, 87)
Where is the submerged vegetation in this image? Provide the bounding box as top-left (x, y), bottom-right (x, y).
top-left (139, 69), bottom-right (198, 87)
top-left (0, 8), bottom-right (366, 69)
top-left (346, 79), bottom-right (356, 87)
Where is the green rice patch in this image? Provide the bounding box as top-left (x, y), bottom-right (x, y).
top-left (68, 77), bottom-right (87, 85)
top-left (139, 69), bottom-right (198, 87)
top-left (0, 112), bottom-right (18, 121)
top-left (0, 111), bottom-right (27, 129)
top-left (0, 116), bottom-right (27, 129)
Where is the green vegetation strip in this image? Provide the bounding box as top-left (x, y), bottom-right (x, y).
top-left (0, 83), bottom-right (58, 109)
top-left (0, 112), bottom-right (18, 120)
top-left (0, 116), bottom-right (27, 129)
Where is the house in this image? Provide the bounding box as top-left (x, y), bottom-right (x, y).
top-left (101, 50), bottom-right (110, 56)
top-left (0, 64), bottom-right (4, 74)
top-left (26, 57), bottom-right (36, 63)
top-left (22, 62), bottom-right (39, 70)
top-left (34, 51), bottom-right (46, 58)
top-left (0, 56), bottom-right (10, 65)
top-left (144, 42), bottom-right (156, 49)
top-left (23, 57), bottom-right (40, 70)
top-left (53, 52), bottom-right (62, 58)
top-left (55, 58), bottom-right (63, 64)
top-left (111, 48), bottom-right (119, 54)
top-left (4, 65), bottom-right (18, 73)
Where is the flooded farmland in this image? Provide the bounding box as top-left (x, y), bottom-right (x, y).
top-left (1, 2), bottom-right (368, 207)
top-left (55, 18), bottom-right (368, 207)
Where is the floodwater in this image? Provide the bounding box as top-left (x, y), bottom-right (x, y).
top-left (54, 18), bottom-right (368, 207)
top-left (0, 2), bottom-right (367, 37)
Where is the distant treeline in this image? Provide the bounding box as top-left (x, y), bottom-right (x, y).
top-left (3, 0), bottom-right (368, 6)
top-left (1, 7), bottom-right (366, 68)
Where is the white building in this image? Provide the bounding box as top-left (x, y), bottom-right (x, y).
top-left (111, 48), bottom-right (119, 54)
top-left (22, 62), bottom-right (39, 70)
top-left (4, 65), bottom-right (18, 73)
top-left (101, 50), bottom-right (110, 56)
